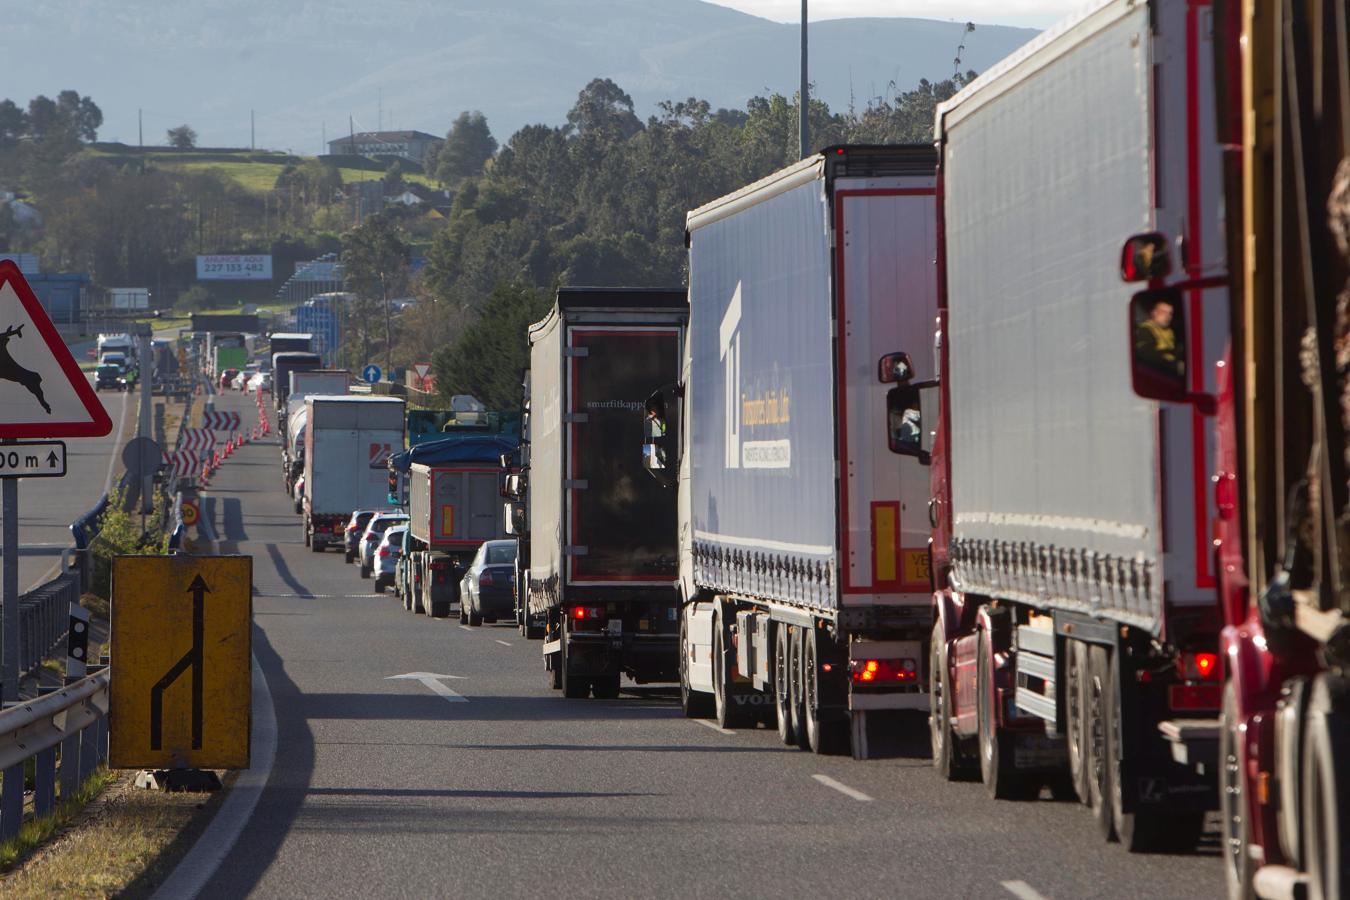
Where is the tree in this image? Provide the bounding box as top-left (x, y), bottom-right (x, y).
top-left (434, 111), bottom-right (497, 186)
top-left (167, 125), bottom-right (197, 149)
top-left (431, 282), bottom-right (550, 408)
top-left (342, 214), bottom-right (410, 371)
top-left (567, 78), bottom-right (643, 140)
top-left (0, 100), bottom-right (26, 150)
top-left (175, 285), bottom-right (212, 311)
top-left (55, 90), bottom-right (102, 141)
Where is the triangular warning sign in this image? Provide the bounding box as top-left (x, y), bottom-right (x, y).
top-left (0, 261), bottom-right (113, 438)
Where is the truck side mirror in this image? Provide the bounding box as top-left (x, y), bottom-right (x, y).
top-left (878, 351), bottom-right (915, 384)
top-left (1120, 232), bottom-right (1173, 282)
top-left (886, 384), bottom-right (930, 464)
top-left (1129, 287), bottom-right (1191, 404)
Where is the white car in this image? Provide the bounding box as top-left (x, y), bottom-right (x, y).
top-left (247, 371), bottom-right (273, 392)
top-left (373, 527), bottom-right (407, 593)
top-left (232, 366), bottom-right (259, 390)
top-left (358, 513), bottom-right (408, 578)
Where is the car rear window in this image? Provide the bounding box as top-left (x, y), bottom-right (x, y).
top-left (486, 544), bottom-right (516, 565)
top-left (369, 516), bottom-right (407, 535)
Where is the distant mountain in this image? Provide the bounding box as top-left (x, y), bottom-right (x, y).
top-left (9, 0), bottom-right (1037, 151)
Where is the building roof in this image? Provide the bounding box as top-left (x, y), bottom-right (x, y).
top-left (329, 130), bottom-right (442, 144)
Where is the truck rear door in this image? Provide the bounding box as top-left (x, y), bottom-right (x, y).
top-left (566, 327), bottom-right (680, 586)
top-left (432, 469), bottom-right (504, 546)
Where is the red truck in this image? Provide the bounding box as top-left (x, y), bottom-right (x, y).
top-left (891, 0), bottom-right (1229, 850)
top-left (1205, 2), bottom-right (1350, 897)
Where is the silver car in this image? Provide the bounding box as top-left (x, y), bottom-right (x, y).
top-left (359, 513), bottom-right (408, 578)
top-left (373, 527), bottom-right (406, 593)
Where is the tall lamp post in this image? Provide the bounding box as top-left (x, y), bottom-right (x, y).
top-left (799, 0), bottom-right (809, 158)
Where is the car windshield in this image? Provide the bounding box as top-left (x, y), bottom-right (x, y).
top-left (96, 365), bottom-right (118, 376)
top-left (486, 544), bottom-right (516, 565)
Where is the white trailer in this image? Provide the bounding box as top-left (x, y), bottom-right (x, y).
top-left (302, 396), bottom-right (405, 551)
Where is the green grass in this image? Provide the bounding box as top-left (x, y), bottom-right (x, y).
top-left (0, 766), bottom-right (116, 873)
top-left (87, 147), bottom-right (436, 195)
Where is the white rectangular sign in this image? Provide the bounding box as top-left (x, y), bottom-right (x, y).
top-left (0, 440), bottom-right (66, 478)
top-left (196, 255), bottom-right (273, 281)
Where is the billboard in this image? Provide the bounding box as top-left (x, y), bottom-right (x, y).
top-left (293, 260), bottom-right (342, 282)
top-left (196, 255), bottom-right (273, 281)
top-left (109, 288), bottom-right (150, 310)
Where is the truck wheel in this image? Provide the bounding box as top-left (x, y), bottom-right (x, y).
top-left (790, 627), bottom-right (809, 750)
top-left (804, 628), bottom-right (847, 755)
top-left (977, 627), bottom-right (1033, 799)
top-left (713, 610), bottom-right (752, 729)
top-left (774, 625), bottom-right (796, 745)
top-left (1086, 643), bottom-right (1117, 840)
top-left (679, 612), bottom-right (714, 718)
top-left (1221, 681), bottom-right (1256, 898)
top-left (1302, 674), bottom-right (1350, 900)
top-left (560, 636), bottom-right (588, 699)
top-left (310, 539), bottom-right (323, 553)
top-left (1065, 638), bottom-right (1090, 804)
top-left (1106, 648), bottom-right (1204, 851)
top-left (592, 671), bottom-right (621, 700)
top-left (930, 621), bottom-right (974, 780)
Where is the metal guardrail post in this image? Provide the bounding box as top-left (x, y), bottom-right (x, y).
top-left (0, 759), bottom-right (19, 840)
top-left (33, 686), bottom-right (57, 817)
top-left (58, 730), bottom-right (80, 801)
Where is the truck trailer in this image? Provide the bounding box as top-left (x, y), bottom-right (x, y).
top-left (269, 332), bottom-right (313, 355)
top-left (653, 145), bottom-right (938, 756)
top-left (1207, 2), bottom-right (1350, 896)
top-left (273, 351), bottom-right (322, 414)
top-left (280, 370), bottom-right (350, 488)
top-left (528, 287), bottom-right (687, 699)
top-left (302, 395), bottom-right (405, 551)
top-left (904, 0), bottom-right (1227, 849)
top-left (405, 450), bottom-right (514, 619)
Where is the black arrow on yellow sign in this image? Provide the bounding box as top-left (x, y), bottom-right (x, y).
top-left (150, 575), bottom-right (209, 751)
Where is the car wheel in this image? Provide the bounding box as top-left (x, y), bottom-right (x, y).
top-left (374, 576), bottom-right (386, 594)
top-left (360, 563), bottom-right (370, 579)
top-left (467, 595), bottom-right (483, 626)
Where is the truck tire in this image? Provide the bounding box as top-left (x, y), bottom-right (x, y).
top-left (930, 621), bottom-right (974, 780)
top-left (560, 634), bottom-right (588, 699)
top-left (1107, 646), bottom-right (1202, 851)
top-left (1086, 643), bottom-right (1116, 841)
top-left (525, 616), bottom-right (544, 640)
top-left (1302, 673), bottom-right (1350, 900)
top-left (790, 627), bottom-right (809, 751)
top-left (803, 628), bottom-right (847, 755)
top-left (1221, 681), bottom-right (1256, 899)
top-left (592, 671), bottom-right (621, 700)
top-left (310, 538), bottom-right (323, 553)
top-left (774, 624), bottom-right (796, 745)
top-left (679, 612), bottom-right (714, 718)
top-left (1065, 638), bottom-right (1090, 804)
top-left (977, 627), bottom-right (1035, 800)
top-left (713, 610), bottom-right (752, 729)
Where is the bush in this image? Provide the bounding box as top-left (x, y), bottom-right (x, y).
top-left (88, 486), bottom-right (168, 600)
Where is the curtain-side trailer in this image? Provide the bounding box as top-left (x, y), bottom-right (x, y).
top-left (655, 145), bottom-right (938, 758)
top-left (905, 0), bottom-right (1227, 850)
top-left (528, 288), bottom-right (687, 699)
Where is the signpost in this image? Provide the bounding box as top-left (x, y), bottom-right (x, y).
top-left (110, 556), bottom-right (252, 772)
top-left (361, 364), bottom-right (382, 384)
top-left (0, 261), bottom-right (111, 827)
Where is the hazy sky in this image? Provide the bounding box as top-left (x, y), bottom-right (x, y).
top-left (706, 0), bottom-right (1081, 28)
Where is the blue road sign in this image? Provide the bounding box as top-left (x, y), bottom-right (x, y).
top-left (362, 364), bottom-right (382, 384)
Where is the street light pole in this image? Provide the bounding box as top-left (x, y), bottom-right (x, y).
top-left (800, 0), bottom-right (809, 159)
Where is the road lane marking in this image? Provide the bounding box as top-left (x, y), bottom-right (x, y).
top-left (1001, 882), bottom-right (1050, 900)
top-left (458, 625), bottom-right (473, 632)
top-left (151, 654), bottom-right (277, 900)
top-left (811, 774), bottom-right (874, 802)
top-left (695, 719), bottom-right (735, 735)
top-left (495, 640), bottom-right (513, 646)
top-left (387, 672), bottom-right (468, 703)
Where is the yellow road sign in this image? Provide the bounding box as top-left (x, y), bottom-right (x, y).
top-left (110, 555), bottom-right (252, 770)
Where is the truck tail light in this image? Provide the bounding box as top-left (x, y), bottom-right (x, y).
top-left (572, 605), bottom-right (605, 620)
top-left (849, 658), bottom-right (918, 683)
top-left (1178, 652), bottom-right (1221, 682)
top-left (430, 558), bottom-right (451, 571)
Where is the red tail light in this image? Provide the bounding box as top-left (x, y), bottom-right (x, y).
top-left (378, 546), bottom-right (390, 557)
top-left (1179, 652), bottom-right (1221, 681)
top-left (849, 658), bottom-right (918, 683)
top-left (479, 571), bottom-right (493, 586)
top-left (572, 605), bottom-right (605, 620)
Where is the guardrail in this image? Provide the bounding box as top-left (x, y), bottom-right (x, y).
top-left (1, 573), bottom-right (81, 684)
top-left (0, 669), bottom-right (109, 839)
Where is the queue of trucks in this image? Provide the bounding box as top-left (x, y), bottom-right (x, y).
top-left (228, 0), bottom-right (1350, 888)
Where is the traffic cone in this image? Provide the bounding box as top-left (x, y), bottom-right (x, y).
top-left (236, 434), bottom-right (244, 449)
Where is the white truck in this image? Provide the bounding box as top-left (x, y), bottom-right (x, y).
top-left (648, 145), bottom-right (939, 756)
top-left (302, 396), bottom-right (405, 551)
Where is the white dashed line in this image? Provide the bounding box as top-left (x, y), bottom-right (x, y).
top-left (495, 640), bottom-right (513, 646)
top-left (695, 719), bottom-right (735, 735)
top-left (811, 774), bottom-right (874, 802)
top-left (458, 625), bottom-right (473, 632)
top-left (1001, 881), bottom-right (1050, 900)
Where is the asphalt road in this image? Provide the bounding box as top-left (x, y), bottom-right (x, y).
top-left (190, 390), bottom-right (1224, 899)
top-left (11, 372), bottom-right (134, 591)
